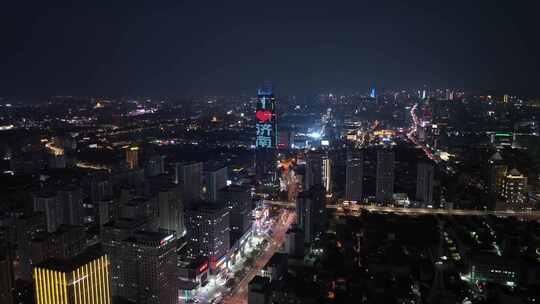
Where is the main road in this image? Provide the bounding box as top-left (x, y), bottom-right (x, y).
top-left (407, 103), bottom-right (439, 162)
top-left (330, 204), bottom-right (540, 220)
top-left (262, 200), bottom-right (540, 219)
top-left (224, 210), bottom-right (295, 304)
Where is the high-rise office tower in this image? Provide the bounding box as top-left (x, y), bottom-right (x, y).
top-left (220, 185), bottom-right (253, 245)
top-left (204, 164), bottom-right (228, 202)
top-left (255, 84), bottom-right (278, 180)
top-left (97, 198), bottom-right (116, 227)
top-left (0, 247), bottom-right (14, 304)
top-left (58, 186), bottom-right (83, 226)
top-left (34, 225), bottom-right (86, 260)
top-left (305, 150), bottom-right (323, 191)
top-left (487, 152), bottom-right (508, 197)
top-left (376, 149), bottom-right (395, 203)
top-left (158, 183), bottom-right (184, 237)
top-left (145, 155), bottom-right (165, 177)
top-left (88, 173), bottom-right (113, 203)
top-left (173, 162), bottom-right (181, 185)
top-left (185, 204), bottom-right (230, 272)
top-left (416, 162), bottom-right (434, 204)
top-left (101, 218), bottom-right (151, 296)
top-left (296, 186), bottom-right (326, 243)
top-left (178, 162), bottom-right (203, 205)
top-left (501, 169), bottom-right (528, 210)
top-left (33, 187), bottom-right (83, 230)
top-left (125, 146), bottom-right (139, 169)
top-left (16, 213), bottom-right (46, 281)
top-left (33, 191), bottom-right (62, 233)
top-left (322, 154), bottom-right (332, 194)
top-left (118, 230), bottom-right (177, 304)
top-left (33, 251), bottom-right (111, 304)
top-left (345, 149), bottom-right (363, 202)
top-left (119, 196), bottom-right (156, 220)
top-left (27, 227), bottom-right (88, 286)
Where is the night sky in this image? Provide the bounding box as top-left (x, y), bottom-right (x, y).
top-left (1, 0), bottom-right (539, 97)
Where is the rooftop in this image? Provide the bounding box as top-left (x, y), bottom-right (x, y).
top-left (36, 249), bottom-right (106, 273)
top-left (124, 230), bottom-right (175, 244)
top-left (249, 275), bottom-right (270, 291)
top-left (489, 151), bottom-right (504, 162)
top-left (102, 217), bottom-right (149, 230)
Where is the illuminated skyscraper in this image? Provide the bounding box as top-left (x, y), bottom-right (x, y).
top-left (322, 154), bottom-right (332, 194)
top-left (101, 218), bottom-right (151, 297)
top-left (345, 149), bottom-right (363, 202)
top-left (487, 152), bottom-right (507, 197)
top-left (255, 84), bottom-right (277, 179)
top-left (185, 204), bottom-right (230, 273)
top-left (501, 169), bottom-right (528, 210)
top-left (125, 146), bottom-right (139, 169)
top-left (376, 149), bottom-right (395, 203)
top-left (220, 185), bottom-right (253, 246)
top-left (33, 251), bottom-right (111, 304)
top-left (118, 231), bottom-right (177, 304)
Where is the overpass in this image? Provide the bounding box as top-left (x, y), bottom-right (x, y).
top-left (329, 204), bottom-right (540, 220)
top-left (263, 200), bottom-right (540, 220)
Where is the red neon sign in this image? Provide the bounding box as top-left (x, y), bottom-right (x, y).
top-left (256, 110), bottom-right (272, 123)
top-left (198, 262), bottom-right (208, 273)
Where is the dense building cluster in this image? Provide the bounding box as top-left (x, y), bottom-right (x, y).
top-left (0, 87), bottom-right (539, 304)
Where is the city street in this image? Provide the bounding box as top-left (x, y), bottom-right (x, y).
top-left (224, 210), bottom-right (295, 304)
top-left (263, 199), bottom-right (540, 220)
top-left (185, 209), bottom-right (295, 304)
top-left (407, 103), bottom-right (439, 162)
top-left (330, 204), bottom-right (540, 219)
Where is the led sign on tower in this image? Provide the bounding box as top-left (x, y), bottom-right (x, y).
top-left (255, 88), bottom-right (277, 149)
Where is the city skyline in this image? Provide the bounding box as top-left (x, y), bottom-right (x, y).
top-left (2, 2), bottom-right (540, 304)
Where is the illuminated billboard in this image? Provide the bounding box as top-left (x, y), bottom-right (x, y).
top-left (255, 87), bottom-right (277, 149)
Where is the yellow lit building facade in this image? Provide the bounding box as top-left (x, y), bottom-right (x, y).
top-left (125, 146), bottom-right (139, 169)
top-left (33, 253), bottom-right (111, 304)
